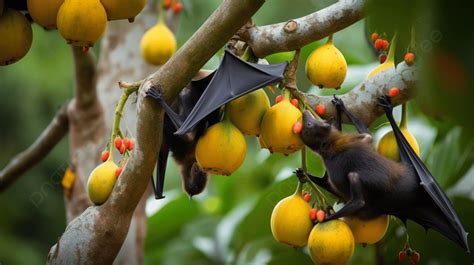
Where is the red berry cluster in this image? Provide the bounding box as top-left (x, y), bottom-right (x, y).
top-left (371, 32), bottom-right (389, 64)
top-left (309, 208), bottom-right (326, 222)
top-left (114, 137), bottom-right (134, 154)
top-left (163, 0), bottom-right (183, 14)
top-left (399, 248), bottom-right (421, 264)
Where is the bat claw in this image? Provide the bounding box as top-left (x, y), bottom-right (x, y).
top-left (145, 85), bottom-right (163, 100)
top-left (331, 94), bottom-right (344, 107)
top-left (294, 168), bottom-right (307, 183)
top-left (377, 94), bottom-right (393, 110)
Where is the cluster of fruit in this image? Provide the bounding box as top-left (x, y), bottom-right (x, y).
top-left (399, 247), bottom-right (421, 265)
top-left (0, 0), bottom-right (148, 66)
top-left (87, 136), bottom-right (135, 205)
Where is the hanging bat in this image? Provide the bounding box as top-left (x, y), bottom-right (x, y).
top-left (146, 49), bottom-right (287, 199)
top-left (296, 95), bottom-right (469, 251)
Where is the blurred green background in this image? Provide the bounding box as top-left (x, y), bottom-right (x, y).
top-left (0, 0), bottom-right (473, 264)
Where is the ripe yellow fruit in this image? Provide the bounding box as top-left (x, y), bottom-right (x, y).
top-left (100, 0), bottom-right (146, 21)
top-left (308, 220), bottom-right (355, 265)
top-left (87, 160), bottom-right (118, 205)
top-left (258, 136), bottom-right (268, 149)
top-left (305, 35), bottom-right (347, 89)
top-left (271, 183), bottom-right (313, 247)
top-left (27, 0), bottom-right (64, 29)
top-left (195, 119), bottom-right (246, 176)
top-left (0, 9), bottom-right (33, 66)
top-left (377, 103), bottom-right (420, 161)
top-left (368, 34), bottom-right (397, 78)
top-left (140, 20), bottom-right (176, 65)
top-left (228, 89), bottom-right (270, 136)
top-left (57, 0), bottom-right (107, 47)
top-left (343, 215), bottom-right (389, 244)
top-left (260, 90), bottom-right (304, 155)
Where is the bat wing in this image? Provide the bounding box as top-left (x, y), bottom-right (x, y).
top-left (174, 49), bottom-right (287, 135)
top-left (380, 95), bottom-right (469, 251)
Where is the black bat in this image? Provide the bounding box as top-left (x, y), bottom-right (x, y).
top-left (297, 95), bottom-right (469, 251)
top-left (146, 49), bottom-right (287, 199)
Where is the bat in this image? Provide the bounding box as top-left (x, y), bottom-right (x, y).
top-left (296, 95), bottom-right (469, 251)
top-left (146, 48), bottom-right (288, 199)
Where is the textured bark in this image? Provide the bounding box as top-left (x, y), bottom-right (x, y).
top-left (243, 0), bottom-right (365, 57)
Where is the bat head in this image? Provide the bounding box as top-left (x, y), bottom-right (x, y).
top-left (300, 110), bottom-right (332, 150)
top-left (182, 163), bottom-right (208, 198)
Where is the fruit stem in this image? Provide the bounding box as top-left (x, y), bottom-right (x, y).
top-left (386, 33), bottom-right (398, 64)
top-left (400, 103), bottom-right (408, 128)
top-left (301, 147), bottom-right (327, 207)
top-left (327, 34), bottom-right (333, 44)
top-left (281, 87), bottom-right (291, 101)
top-left (108, 87), bottom-right (138, 161)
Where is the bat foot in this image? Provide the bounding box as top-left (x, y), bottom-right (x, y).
top-left (377, 94), bottom-right (393, 110)
top-left (331, 94), bottom-right (345, 108)
top-left (145, 85), bottom-right (164, 101)
top-left (293, 168), bottom-right (307, 183)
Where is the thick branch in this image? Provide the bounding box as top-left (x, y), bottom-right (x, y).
top-left (48, 1), bottom-right (265, 264)
top-left (0, 103), bottom-right (69, 191)
top-left (72, 46), bottom-right (97, 108)
top-left (244, 0), bottom-right (365, 57)
top-left (305, 62), bottom-right (417, 125)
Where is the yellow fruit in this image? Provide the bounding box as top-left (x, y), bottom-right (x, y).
top-left (140, 20), bottom-right (176, 65)
top-left (258, 136), bottom-right (268, 149)
top-left (368, 34), bottom-right (397, 78)
top-left (271, 182), bottom-right (313, 247)
top-left (87, 160), bottom-right (118, 205)
top-left (377, 103), bottom-right (420, 161)
top-left (100, 0), bottom-right (146, 21)
top-left (0, 9), bottom-right (33, 66)
top-left (260, 90), bottom-right (304, 155)
top-left (228, 89), bottom-right (270, 136)
top-left (308, 220), bottom-right (355, 265)
top-left (57, 0), bottom-right (107, 47)
top-left (27, 0), bottom-right (64, 29)
top-left (343, 215), bottom-right (389, 244)
top-left (195, 119), bottom-right (246, 176)
top-left (305, 35), bottom-right (347, 89)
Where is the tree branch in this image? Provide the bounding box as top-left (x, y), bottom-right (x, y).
top-left (71, 46), bottom-right (97, 108)
top-left (0, 102), bottom-right (69, 191)
top-left (48, 1), bottom-right (266, 264)
top-left (243, 0), bottom-right (365, 57)
top-left (304, 62), bottom-right (417, 125)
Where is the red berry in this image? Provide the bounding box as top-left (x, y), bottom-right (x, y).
top-left (404, 52), bottom-right (415, 66)
top-left (115, 166), bottom-right (123, 177)
top-left (315, 104), bottom-right (326, 117)
top-left (399, 251), bottom-right (407, 261)
top-left (119, 144), bottom-right (126, 154)
top-left (128, 139), bottom-right (135, 151)
top-left (316, 210), bottom-right (326, 222)
top-left (309, 208), bottom-right (317, 220)
top-left (290, 98), bottom-right (299, 108)
top-left (381, 39), bottom-right (389, 50)
top-left (172, 2), bottom-right (183, 13)
top-left (374, 39), bottom-right (384, 50)
top-left (100, 150), bottom-right (110, 162)
top-left (407, 261), bottom-right (416, 265)
top-left (163, 0), bottom-right (171, 9)
top-left (114, 137), bottom-right (122, 149)
top-left (275, 95), bottom-right (283, 103)
top-left (411, 251), bottom-right (420, 263)
top-left (379, 53), bottom-right (387, 64)
top-left (371, 33), bottom-right (379, 42)
top-left (388, 87), bottom-right (400, 97)
top-left (303, 193), bottom-right (311, 202)
top-left (292, 121), bottom-right (303, 134)
top-left (123, 138), bottom-right (131, 149)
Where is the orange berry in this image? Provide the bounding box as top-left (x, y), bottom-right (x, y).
top-left (388, 87), bottom-right (400, 97)
top-left (163, 0), bottom-right (171, 9)
top-left (411, 251), bottom-right (420, 263)
top-left (404, 52), bottom-right (415, 66)
top-left (172, 2), bottom-right (183, 13)
top-left (114, 137), bottom-right (122, 150)
top-left (315, 104), bottom-right (326, 117)
top-left (275, 95), bottom-right (283, 103)
top-left (115, 166), bottom-right (123, 177)
top-left (290, 98), bottom-right (299, 108)
top-left (303, 193), bottom-right (311, 202)
top-left (374, 39), bottom-right (384, 50)
top-left (128, 139), bottom-right (135, 150)
top-left (371, 33), bottom-right (379, 42)
top-left (379, 53), bottom-right (387, 64)
top-left (123, 138), bottom-right (131, 149)
top-left (309, 208), bottom-right (317, 220)
top-left (119, 144), bottom-right (126, 154)
top-left (100, 150), bottom-right (110, 162)
top-left (292, 121), bottom-right (303, 134)
top-left (316, 210), bottom-right (325, 222)
top-left (381, 39), bottom-right (389, 50)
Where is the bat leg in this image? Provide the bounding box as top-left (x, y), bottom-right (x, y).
top-left (146, 85), bottom-right (184, 129)
top-left (295, 168), bottom-right (340, 197)
top-left (331, 95), bottom-right (370, 134)
top-left (325, 172), bottom-right (366, 221)
top-left (151, 145), bottom-right (169, 200)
